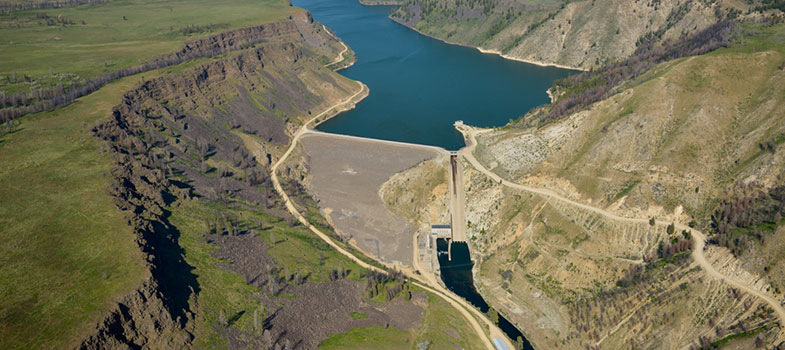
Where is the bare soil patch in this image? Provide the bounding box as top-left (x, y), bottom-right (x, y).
top-left (207, 233), bottom-right (275, 288)
top-left (265, 279), bottom-right (424, 349)
top-left (299, 133), bottom-right (441, 266)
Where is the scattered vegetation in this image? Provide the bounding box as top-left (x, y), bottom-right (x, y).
top-left (0, 0), bottom-right (303, 122)
top-left (709, 183), bottom-right (785, 256)
top-left (542, 20), bottom-right (741, 123)
top-left (751, 0), bottom-right (785, 12)
top-left (179, 23), bottom-right (229, 36)
top-left (0, 0), bottom-right (111, 13)
top-left (364, 269), bottom-right (411, 302)
top-left (0, 23), bottom-right (297, 122)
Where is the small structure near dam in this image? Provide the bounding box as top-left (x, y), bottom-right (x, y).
top-left (431, 224), bottom-right (451, 238)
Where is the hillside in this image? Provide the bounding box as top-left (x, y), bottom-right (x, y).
top-left (475, 21), bottom-right (785, 232)
top-left (390, 0), bottom-right (748, 69)
top-left (0, 1), bottom-right (489, 349)
top-left (0, 0), bottom-right (310, 121)
top-left (382, 20), bottom-right (785, 349)
top-left (469, 21), bottom-right (785, 349)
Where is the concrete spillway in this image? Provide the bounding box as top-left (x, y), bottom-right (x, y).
top-left (448, 153), bottom-right (467, 245)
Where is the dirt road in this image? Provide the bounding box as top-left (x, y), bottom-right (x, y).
top-left (298, 131), bottom-right (442, 265)
top-left (264, 80), bottom-right (515, 349)
top-left (456, 124), bottom-right (785, 341)
top-left (322, 24), bottom-right (350, 68)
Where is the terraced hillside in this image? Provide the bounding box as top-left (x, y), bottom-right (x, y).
top-left (469, 21), bottom-right (785, 349)
top-left (382, 20), bottom-right (785, 349)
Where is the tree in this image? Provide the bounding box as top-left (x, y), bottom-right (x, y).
top-left (487, 308), bottom-right (499, 325)
top-left (666, 223), bottom-right (675, 235)
top-left (219, 310), bottom-right (226, 326)
top-left (649, 217), bottom-right (655, 226)
top-left (755, 336), bottom-right (765, 348)
top-left (196, 138), bottom-right (211, 160)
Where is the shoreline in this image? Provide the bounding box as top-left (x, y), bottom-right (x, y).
top-left (321, 24), bottom-right (357, 72)
top-left (475, 47), bottom-right (587, 72)
top-left (302, 129), bottom-right (448, 155)
top-left (269, 78), bottom-right (511, 350)
top-left (359, 0), bottom-right (403, 5)
top-left (309, 82), bottom-right (369, 130)
top-left (390, 16), bottom-right (587, 72)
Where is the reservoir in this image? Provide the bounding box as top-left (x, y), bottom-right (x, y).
top-left (293, 0), bottom-right (574, 150)
top-left (293, 0), bottom-right (572, 346)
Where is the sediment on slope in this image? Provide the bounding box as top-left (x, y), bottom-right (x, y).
top-left (459, 22), bottom-right (785, 348)
top-left (373, 17), bottom-right (785, 348)
top-left (82, 87), bottom-right (200, 350)
top-left (391, 0), bottom-right (747, 70)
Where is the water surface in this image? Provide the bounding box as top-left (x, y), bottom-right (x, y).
top-left (294, 0), bottom-right (574, 150)
top-left (292, 0), bottom-right (572, 345)
top-left (437, 239), bottom-right (533, 349)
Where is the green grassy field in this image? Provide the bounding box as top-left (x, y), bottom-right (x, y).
top-left (0, 0), bottom-right (302, 94)
top-left (319, 290), bottom-right (487, 350)
top-left (166, 163), bottom-right (371, 347)
top-left (0, 0), bottom-right (498, 348)
top-left (0, 0), bottom-right (303, 347)
top-left (319, 325), bottom-right (409, 350)
top-left (0, 72), bottom-right (152, 349)
top-left (169, 173), bottom-right (493, 349)
top-left (168, 200), bottom-right (277, 348)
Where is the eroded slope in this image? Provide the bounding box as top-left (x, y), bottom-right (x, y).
top-left (392, 0), bottom-right (745, 69)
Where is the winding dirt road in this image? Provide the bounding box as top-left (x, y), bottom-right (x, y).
top-left (264, 66), bottom-right (511, 348)
top-left (322, 24), bottom-right (350, 68)
top-left (456, 125), bottom-right (785, 341)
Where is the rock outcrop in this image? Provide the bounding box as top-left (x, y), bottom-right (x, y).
top-left (78, 16), bottom-right (358, 349)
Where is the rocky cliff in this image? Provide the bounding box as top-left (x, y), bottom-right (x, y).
top-left (78, 15), bottom-right (364, 349)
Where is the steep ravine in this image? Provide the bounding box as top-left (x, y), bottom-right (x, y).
top-left (78, 15), bottom-right (365, 348)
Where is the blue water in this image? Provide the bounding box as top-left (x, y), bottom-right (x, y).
top-left (294, 0), bottom-right (575, 150)
top-left (293, 0), bottom-right (573, 345)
